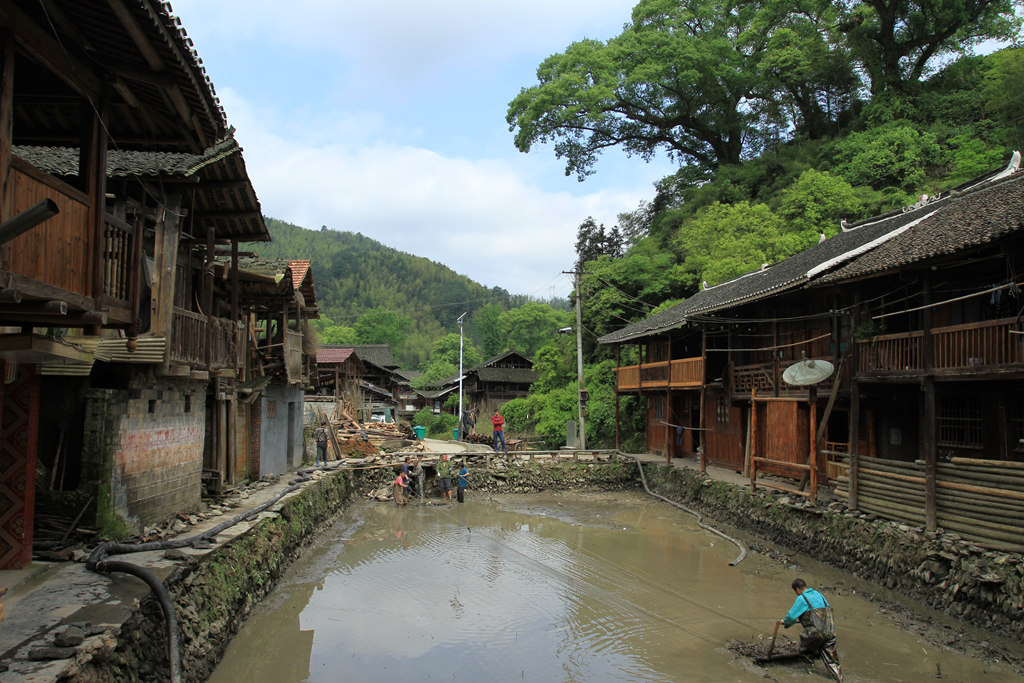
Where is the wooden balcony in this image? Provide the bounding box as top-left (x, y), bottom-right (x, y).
top-left (732, 357), bottom-right (842, 398)
top-left (170, 307), bottom-right (238, 370)
top-left (858, 317), bottom-right (1024, 377)
top-left (615, 357), bottom-right (704, 392)
top-left (3, 158), bottom-right (136, 323)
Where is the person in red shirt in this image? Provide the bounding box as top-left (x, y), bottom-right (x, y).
top-left (491, 409), bottom-right (507, 453)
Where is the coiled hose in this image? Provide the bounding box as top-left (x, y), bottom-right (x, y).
top-left (617, 451), bottom-right (747, 566)
top-left (85, 467), bottom-right (321, 683)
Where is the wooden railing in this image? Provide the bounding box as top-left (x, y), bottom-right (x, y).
top-left (170, 308), bottom-right (237, 369)
top-left (732, 363), bottom-right (774, 394)
top-left (670, 357), bottom-right (704, 386)
top-left (858, 318), bottom-right (1024, 375)
top-left (170, 308), bottom-right (206, 366)
top-left (640, 360), bottom-right (669, 387)
top-left (615, 357), bottom-right (704, 391)
top-left (285, 329), bottom-right (303, 383)
top-left (616, 365), bottom-right (640, 390)
top-left (932, 318), bottom-right (1024, 370)
top-left (4, 158), bottom-right (137, 309)
top-left (4, 159), bottom-right (94, 297)
top-left (858, 331), bottom-right (923, 374)
top-left (101, 214), bottom-right (135, 303)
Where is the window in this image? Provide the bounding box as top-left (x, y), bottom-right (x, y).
top-left (938, 396), bottom-right (982, 449)
top-left (267, 400), bottom-right (277, 419)
top-left (716, 397), bottom-right (729, 425)
top-left (648, 396), bottom-right (665, 419)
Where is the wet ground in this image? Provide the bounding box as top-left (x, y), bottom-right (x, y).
top-left (208, 490), bottom-right (1024, 682)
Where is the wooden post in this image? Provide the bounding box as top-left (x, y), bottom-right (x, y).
top-left (83, 92), bottom-right (109, 317)
top-left (750, 387), bottom-right (758, 490)
top-left (809, 386), bottom-right (818, 502)
top-left (0, 30), bottom-right (13, 211)
top-left (699, 387), bottom-right (707, 473)
top-left (922, 274), bottom-right (937, 531)
top-left (849, 377), bottom-right (860, 510)
top-left (230, 240), bottom-right (239, 323)
top-left (663, 389), bottom-right (670, 464)
top-left (204, 227), bottom-right (215, 370)
top-left (923, 378), bottom-right (937, 531)
top-left (615, 345), bottom-right (621, 450)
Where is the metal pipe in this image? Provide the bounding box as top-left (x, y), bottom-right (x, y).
top-left (0, 198), bottom-right (59, 245)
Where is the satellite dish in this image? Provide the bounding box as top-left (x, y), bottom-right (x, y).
top-left (782, 357), bottom-right (835, 386)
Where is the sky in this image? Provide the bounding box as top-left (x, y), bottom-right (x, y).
top-left (169, 0), bottom-right (678, 300)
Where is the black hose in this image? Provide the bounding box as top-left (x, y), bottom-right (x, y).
top-left (85, 467), bottom-right (320, 681)
top-left (617, 451), bottom-right (747, 566)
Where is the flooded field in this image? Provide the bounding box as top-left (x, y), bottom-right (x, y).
top-left (209, 491), bottom-right (1023, 682)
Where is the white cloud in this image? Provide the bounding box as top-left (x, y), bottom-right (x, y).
top-left (226, 89), bottom-right (651, 295)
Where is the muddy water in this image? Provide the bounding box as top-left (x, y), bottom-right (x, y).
top-left (208, 491), bottom-right (1022, 682)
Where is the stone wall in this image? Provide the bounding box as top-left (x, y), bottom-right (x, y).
top-left (82, 371), bottom-right (206, 534)
top-left (639, 463), bottom-right (1024, 643)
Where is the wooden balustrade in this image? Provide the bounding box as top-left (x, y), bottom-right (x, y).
top-left (171, 308), bottom-right (238, 369)
top-left (669, 357), bottom-right (704, 386)
top-left (640, 360), bottom-right (670, 387)
top-left (102, 215), bottom-right (134, 303)
top-left (615, 357), bottom-right (704, 391)
top-left (732, 363), bottom-right (774, 394)
top-left (616, 365), bottom-right (641, 390)
top-left (932, 317), bottom-right (1024, 370)
top-left (858, 318), bottom-right (1024, 376)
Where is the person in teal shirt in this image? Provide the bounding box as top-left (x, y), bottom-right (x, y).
top-left (778, 578), bottom-right (842, 681)
top-left (456, 460), bottom-right (469, 503)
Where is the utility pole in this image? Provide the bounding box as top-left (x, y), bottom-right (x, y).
top-left (564, 270), bottom-right (587, 450)
top-left (457, 312), bottom-right (466, 440)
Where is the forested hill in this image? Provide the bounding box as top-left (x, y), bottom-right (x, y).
top-left (245, 218), bottom-right (514, 365)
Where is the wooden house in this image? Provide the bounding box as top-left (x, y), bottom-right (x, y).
top-left (0, 0), bottom-right (270, 565)
top-left (316, 344), bottom-right (400, 420)
top-left (458, 350), bottom-right (537, 415)
top-left (599, 154), bottom-right (1024, 552)
top-left (226, 258), bottom-right (319, 478)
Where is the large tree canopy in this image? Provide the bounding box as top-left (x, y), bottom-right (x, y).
top-left (507, 0), bottom-right (771, 179)
top-left (839, 0), bottom-right (1022, 93)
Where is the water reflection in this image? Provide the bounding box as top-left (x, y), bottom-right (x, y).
top-left (209, 492), bottom-right (1023, 682)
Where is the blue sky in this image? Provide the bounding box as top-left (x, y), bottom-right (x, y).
top-left (170, 0), bottom-right (678, 299)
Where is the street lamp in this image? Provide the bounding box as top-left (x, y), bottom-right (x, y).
top-left (457, 312), bottom-right (467, 440)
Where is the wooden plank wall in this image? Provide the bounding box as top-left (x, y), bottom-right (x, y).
top-left (703, 390), bottom-right (744, 470)
top-left (755, 400), bottom-right (809, 477)
top-left (834, 457), bottom-right (1024, 552)
top-left (4, 163), bottom-right (93, 296)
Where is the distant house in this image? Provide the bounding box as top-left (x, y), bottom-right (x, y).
top-left (316, 344), bottom-right (400, 420)
top-left (426, 351), bottom-right (538, 420)
top-left (229, 258), bottom-right (320, 478)
top-left (598, 153), bottom-right (1024, 552)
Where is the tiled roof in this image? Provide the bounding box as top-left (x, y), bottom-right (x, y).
top-left (597, 214), bottom-right (911, 344)
top-left (317, 348), bottom-right (356, 364)
top-left (817, 172), bottom-right (1024, 284)
top-left (14, 137), bottom-right (269, 242)
top-left (321, 344), bottom-right (397, 369)
top-left (289, 260), bottom-right (311, 289)
top-left (475, 367), bottom-right (539, 383)
top-left (599, 156), bottom-right (1024, 345)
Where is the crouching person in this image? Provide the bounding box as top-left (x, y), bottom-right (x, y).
top-left (779, 578), bottom-right (841, 681)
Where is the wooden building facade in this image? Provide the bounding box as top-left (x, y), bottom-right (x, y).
top-left (0, 1), bottom-right (289, 564)
top-left (600, 155), bottom-right (1024, 552)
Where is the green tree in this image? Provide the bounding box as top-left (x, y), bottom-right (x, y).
top-left (838, 0), bottom-right (1022, 94)
top-left (354, 308), bottom-right (412, 349)
top-left (473, 303), bottom-right (506, 358)
top-left (774, 169), bottom-right (864, 238)
top-left (833, 122), bottom-right (941, 191)
top-left (498, 303), bottom-right (573, 359)
top-left (507, 0), bottom-right (771, 179)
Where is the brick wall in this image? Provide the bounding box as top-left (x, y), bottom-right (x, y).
top-left (83, 371), bottom-right (206, 532)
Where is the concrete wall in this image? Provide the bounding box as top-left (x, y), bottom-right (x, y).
top-left (258, 383), bottom-right (304, 475)
top-left (83, 372), bottom-right (206, 533)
